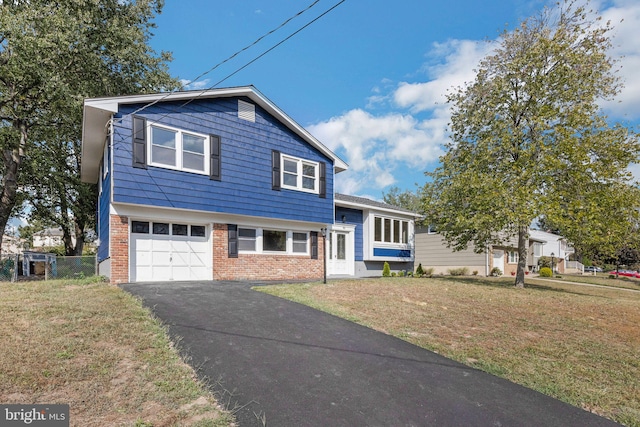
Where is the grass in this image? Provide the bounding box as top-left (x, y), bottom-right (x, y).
top-left (534, 272), bottom-right (640, 291)
top-left (0, 277), bottom-right (235, 427)
top-left (257, 276), bottom-right (640, 426)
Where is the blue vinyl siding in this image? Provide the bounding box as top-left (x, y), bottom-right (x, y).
top-left (97, 148), bottom-right (111, 262)
top-left (335, 206), bottom-right (363, 261)
top-left (373, 248), bottom-right (412, 258)
top-left (110, 97), bottom-right (334, 223)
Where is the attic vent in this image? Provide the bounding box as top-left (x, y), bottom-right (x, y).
top-left (238, 100), bottom-right (255, 122)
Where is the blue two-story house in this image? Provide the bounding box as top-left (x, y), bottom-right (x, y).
top-left (81, 86), bottom-right (415, 283)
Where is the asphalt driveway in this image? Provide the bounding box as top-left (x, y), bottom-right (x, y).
top-left (121, 281), bottom-right (618, 427)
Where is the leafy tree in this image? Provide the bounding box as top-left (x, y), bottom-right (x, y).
top-left (422, 1), bottom-right (640, 288)
top-left (22, 136), bottom-right (97, 255)
top-left (382, 186), bottom-right (423, 214)
top-left (0, 0), bottom-right (180, 253)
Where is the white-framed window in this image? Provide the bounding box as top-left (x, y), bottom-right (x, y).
top-left (508, 251), bottom-right (519, 264)
top-left (263, 229), bottom-right (287, 252)
top-left (237, 227), bottom-right (309, 255)
top-left (374, 216), bottom-right (409, 244)
top-left (149, 123), bottom-right (209, 174)
top-left (281, 154), bottom-right (319, 194)
top-left (238, 228), bottom-right (257, 251)
top-left (131, 221), bottom-right (207, 238)
top-left (533, 242), bottom-right (543, 257)
top-left (292, 232), bottom-right (308, 253)
top-left (427, 224), bottom-right (438, 234)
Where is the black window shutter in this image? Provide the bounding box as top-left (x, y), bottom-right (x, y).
top-left (210, 134), bottom-right (221, 181)
top-left (272, 150), bottom-right (281, 190)
top-left (132, 116), bottom-right (147, 169)
top-left (319, 162), bottom-right (326, 198)
top-left (310, 231), bottom-right (318, 259)
top-left (228, 224), bottom-right (238, 258)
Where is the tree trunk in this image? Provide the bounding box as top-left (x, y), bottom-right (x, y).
top-left (515, 225), bottom-right (529, 288)
top-left (73, 219), bottom-right (85, 256)
top-left (0, 123), bottom-right (26, 251)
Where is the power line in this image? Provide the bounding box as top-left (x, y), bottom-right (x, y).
top-left (124, 0), bottom-right (328, 120)
top-left (210, 0), bottom-right (347, 88)
top-left (186, 0), bottom-right (321, 89)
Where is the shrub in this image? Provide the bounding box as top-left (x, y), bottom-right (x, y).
top-left (472, 270), bottom-right (478, 276)
top-left (448, 267), bottom-right (469, 276)
top-left (398, 270), bottom-right (405, 277)
top-left (407, 271), bottom-right (413, 277)
top-left (538, 256), bottom-right (552, 269)
top-left (539, 267), bottom-right (552, 277)
top-left (415, 263), bottom-right (425, 277)
top-left (391, 272), bottom-right (397, 277)
top-left (382, 262), bottom-right (391, 277)
top-left (423, 267), bottom-right (435, 277)
top-left (490, 267), bottom-right (502, 277)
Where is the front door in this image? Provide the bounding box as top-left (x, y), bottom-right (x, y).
top-left (327, 226), bottom-right (355, 276)
top-left (330, 231), bottom-right (348, 274)
top-left (492, 249), bottom-right (505, 275)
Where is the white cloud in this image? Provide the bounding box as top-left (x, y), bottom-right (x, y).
top-left (599, 0), bottom-right (640, 120)
top-left (394, 39), bottom-right (493, 113)
top-left (179, 78), bottom-right (212, 91)
top-left (308, 109), bottom-right (444, 194)
top-left (309, 40), bottom-right (490, 195)
top-left (311, 1), bottom-right (639, 196)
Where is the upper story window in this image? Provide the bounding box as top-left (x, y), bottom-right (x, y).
top-left (149, 124), bottom-right (209, 174)
top-left (533, 242), bottom-right (543, 257)
top-left (281, 154), bottom-right (319, 194)
top-left (374, 217), bottom-right (409, 244)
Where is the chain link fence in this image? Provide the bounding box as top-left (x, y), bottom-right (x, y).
top-left (0, 254), bottom-right (97, 282)
top-left (0, 254), bottom-right (15, 282)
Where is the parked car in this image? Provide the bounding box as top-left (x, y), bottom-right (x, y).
top-left (584, 266), bottom-right (603, 273)
top-left (608, 269), bottom-right (640, 278)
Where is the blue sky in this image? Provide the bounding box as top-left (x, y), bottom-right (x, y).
top-left (150, 0), bottom-right (640, 201)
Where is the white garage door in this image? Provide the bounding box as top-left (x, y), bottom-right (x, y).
top-left (130, 221), bottom-right (211, 282)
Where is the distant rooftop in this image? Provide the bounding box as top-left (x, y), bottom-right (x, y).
top-left (335, 193), bottom-right (418, 215)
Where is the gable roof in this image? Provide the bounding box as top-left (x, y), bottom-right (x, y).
top-left (81, 85), bottom-right (348, 183)
top-left (335, 193), bottom-right (420, 218)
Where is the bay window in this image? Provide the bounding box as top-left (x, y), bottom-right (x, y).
top-left (374, 216), bottom-right (410, 244)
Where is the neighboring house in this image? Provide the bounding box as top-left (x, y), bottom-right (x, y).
top-left (333, 194), bottom-right (418, 277)
top-left (80, 86), bottom-right (414, 283)
top-left (528, 229), bottom-right (579, 273)
top-left (1, 234), bottom-right (24, 255)
top-left (32, 227), bottom-right (74, 248)
top-left (415, 227), bottom-right (578, 276)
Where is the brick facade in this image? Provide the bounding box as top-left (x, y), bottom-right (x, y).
top-left (106, 219), bottom-right (325, 283)
top-left (212, 223), bottom-right (325, 281)
top-left (110, 214), bottom-right (129, 284)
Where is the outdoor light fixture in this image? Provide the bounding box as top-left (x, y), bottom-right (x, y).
top-left (341, 215), bottom-right (346, 223)
top-left (320, 228), bottom-right (327, 284)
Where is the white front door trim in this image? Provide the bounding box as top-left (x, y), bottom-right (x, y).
top-left (327, 224), bottom-right (355, 276)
